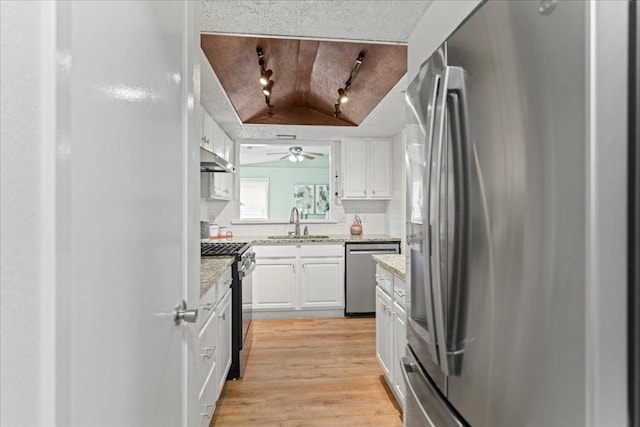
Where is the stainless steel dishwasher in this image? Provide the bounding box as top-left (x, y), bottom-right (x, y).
top-left (345, 242), bottom-right (400, 316)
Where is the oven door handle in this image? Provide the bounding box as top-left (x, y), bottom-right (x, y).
top-left (240, 260), bottom-right (256, 278)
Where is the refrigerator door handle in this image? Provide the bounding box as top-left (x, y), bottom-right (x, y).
top-left (422, 74), bottom-right (442, 365)
top-left (442, 66), bottom-right (472, 375)
top-left (431, 66), bottom-right (451, 376)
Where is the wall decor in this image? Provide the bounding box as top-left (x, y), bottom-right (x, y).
top-left (315, 184), bottom-right (330, 215)
top-left (293, 184), bottom-right (315, 215)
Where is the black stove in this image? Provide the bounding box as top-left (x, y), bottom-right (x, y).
top-left (200, 240), bottom-right (254, 380)
top-left (201, 242), bottom-right (250, 258)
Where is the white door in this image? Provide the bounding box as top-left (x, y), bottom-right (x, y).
top-left (60, 2), bottom-right (200, 425)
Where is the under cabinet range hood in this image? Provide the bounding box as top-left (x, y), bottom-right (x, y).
top-left (200, 147), bottom-right (235, 173)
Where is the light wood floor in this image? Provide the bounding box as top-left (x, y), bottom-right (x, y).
top-left (211, 318), bottom-right (403, 426)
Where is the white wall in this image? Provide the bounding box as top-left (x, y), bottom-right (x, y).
top-left (0, 2), bottom-right (57, 425)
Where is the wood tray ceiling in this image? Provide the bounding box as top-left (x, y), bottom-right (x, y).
top-left (201, 35), bottom-right (407, 127)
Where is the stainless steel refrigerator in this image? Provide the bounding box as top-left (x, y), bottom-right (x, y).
top-left (404, 1), bottom-right (588, 425)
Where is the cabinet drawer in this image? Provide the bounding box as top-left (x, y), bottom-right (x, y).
top-left (393, 276), bottom-right (406, 308)
top-left (254, 244), bottom-right (297, 258)
top-left (198, 287), bottom-right (217, 332)
top-left (198, 307), bottom-right (218, 391)
top-left (376, 264), bottom-right (393, 294)
top-left (198, 360), bottom-right (217, 427)
top-left (216, 268), bottom-right (232, 304)
top-left (299, 244), bottom-right (343, 258)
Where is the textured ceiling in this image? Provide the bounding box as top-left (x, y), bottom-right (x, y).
top-left (202, 1), bottom-right (432, 44)
top-left (200, 0), bottom-right (433, 141)
top-left (201, 35), bottom-right (407, 126)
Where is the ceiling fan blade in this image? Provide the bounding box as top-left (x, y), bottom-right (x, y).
top-left (301, 153), bottom-right (314, 160)
top-left (279, 155), bottom-right (289, 160)
top-left (267, 152), bottom-right (288, 155)
top-left (304, 152), bottom-right (325, 156)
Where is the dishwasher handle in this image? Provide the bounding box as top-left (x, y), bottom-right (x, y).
top-left (347, 249), bottom-right (399, 255)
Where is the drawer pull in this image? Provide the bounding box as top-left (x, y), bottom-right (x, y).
top-left (201, 403), bottom-right (215, 418)
top-left (201, 346), bottom-right (215, 359)
top-left (219, 312), bottom-right (226, 320)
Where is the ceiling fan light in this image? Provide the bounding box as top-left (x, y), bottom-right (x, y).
top-left (262, 80), bottom-right (274, 96)
top-left (259, 69), bottom-right (273, 86)
top-left (338, 88), bottom-right (348, 103)
top-left (296, 154), bottom-right (304, 162)
top-left (288, 154), bottom-right (297, 162)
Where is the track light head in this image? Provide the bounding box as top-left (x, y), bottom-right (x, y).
top-left (259, 69), bottom-right (273, 86)
top-left (338, 88), bottom-right (348, 104)
top-left (262, 80), bottom-right (274, 96)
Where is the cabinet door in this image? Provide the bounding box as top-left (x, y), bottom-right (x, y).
top-left (300, 257), bottom-right (344, 308)
top-left (369, 139), bottom-right (392, 198)
top-left (341, 139), bottom-right (368, 198)
top-left (376, 286), bottom-right (392, 378)
top-left (201, 110), bottom-right (214, 152)
top-left (216, 288), bottom-right (232, 395)
top-left (212, 121), bottom-right (226, 159)
top-left (253, 259), bottom-right (296, 310)
top-left (393, 301), bottom-right (407, 409)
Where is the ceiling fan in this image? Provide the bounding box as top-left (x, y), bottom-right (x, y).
top-left (266, 146), bottom-right (325, 162)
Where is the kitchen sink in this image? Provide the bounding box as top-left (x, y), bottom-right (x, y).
top-left (267, 235), bottom-right (330, 240)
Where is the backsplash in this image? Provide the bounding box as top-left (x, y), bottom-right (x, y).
top-left (202, 197), bottom-right (389, 236)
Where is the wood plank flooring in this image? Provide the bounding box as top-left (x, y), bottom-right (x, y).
top-left (211, 318), bottom-right (403, 426)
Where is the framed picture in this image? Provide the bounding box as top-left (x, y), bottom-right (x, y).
top-left (315, 184), bottom-right (330, 215)
top-left (293, 184), bottom-right (315, 215)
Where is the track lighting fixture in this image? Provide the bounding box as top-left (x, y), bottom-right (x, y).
top-left (334, 52), bottom-right (364, 118)
top-left (338, 88), bottom-right (348, 104)
top-left (257, 46), bottom-right (275, 114)
top-left (259, 69), bottom-right (273, 86)
top-left (262, 80), bottom-right (274, 96)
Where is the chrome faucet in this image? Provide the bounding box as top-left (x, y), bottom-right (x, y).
top-left (289, 207), bottom-right (301, 237)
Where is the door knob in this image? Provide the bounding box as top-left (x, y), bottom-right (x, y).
top-left (174, 300), bottom-right (198, 324)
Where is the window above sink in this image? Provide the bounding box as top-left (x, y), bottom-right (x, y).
top-left (238, 142), bottom-right (333, 222)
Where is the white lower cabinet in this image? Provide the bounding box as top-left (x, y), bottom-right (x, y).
top-left (216, 288), bottom-right (232, 394)
top-left (253, 258), bottom-right (297, 309)
top-left (253, 244), bottom-right (344, 313)
top-left (392, 300), bottom-right (407, 406)
top-left (198, 266), bottom-right (233, 426)
top-left (375, 266), bottom-right (407, 410)
top-left (375, 286), bottom-right (393, 378)
top-left (300, 258), bottom-right (344, 308)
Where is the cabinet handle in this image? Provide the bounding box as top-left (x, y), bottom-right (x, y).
top-left (219, 312), bottom-right (226, 320)
top-left (292, 264), bottom-right (296, 274)
top-left (201, 403), bottom-right (215, 418)
top-left (373, 189), bottom-right (376, 195)
top-left (364, 189), bottom-right (367, 195)
top-left (200, 346), bottom-right (215, 359)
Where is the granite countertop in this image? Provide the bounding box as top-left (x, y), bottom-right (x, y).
top-left (200, 256), bottom-right (235, 297)
top-left (201, 234), bottom-right (401, 245)
top-left (372, 254), bottom-right (406, 280)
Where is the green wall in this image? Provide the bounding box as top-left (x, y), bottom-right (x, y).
top-left (240, 158), bottom-right (330, 220)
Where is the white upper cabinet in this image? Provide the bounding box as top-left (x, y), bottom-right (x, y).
top-left (369, 139), bottom-right (392, 198)
top-left (342, 139), bottom-right (369, 198)
top-left (341, 138), bottom-right (392, 199)
top-left (201, 111), bottom-right (214, 152)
